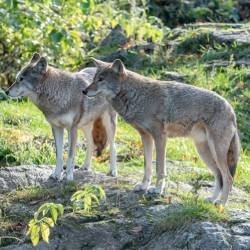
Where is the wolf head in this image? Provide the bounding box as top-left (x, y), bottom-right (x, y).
top-left (6, 53), bottom-right (48, 98)
top-left (83, 58), bottom-right (127, 99)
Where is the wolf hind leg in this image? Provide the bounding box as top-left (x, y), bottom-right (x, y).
top-left (206, 128), bottom-right (235, 205)
top-left (102, 110), bottom-right (117, 177)
top-left (81, 122), bottom-right (94, 172)
top-left (194, 140), bottom-right (223, 202)
top-left (66, 126), bottom-right (78, 181)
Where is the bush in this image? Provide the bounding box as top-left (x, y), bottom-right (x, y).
top-left (0, 0), bottom-right (164, 86)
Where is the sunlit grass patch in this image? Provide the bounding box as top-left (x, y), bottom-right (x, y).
top-left (156, 197), bottom-right (228, 232)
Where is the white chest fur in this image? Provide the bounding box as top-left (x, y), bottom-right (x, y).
top-left (47, 111), bottom-right (76, 128)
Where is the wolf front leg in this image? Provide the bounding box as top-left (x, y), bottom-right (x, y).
top-left (148, 133), bottom-right (167, 195)
top-left (66, 125), bottom-right (78, 181)
top-left (51, 126), bottom-right (64, 180)
top-left (134, 130), bottom-right (153, 191)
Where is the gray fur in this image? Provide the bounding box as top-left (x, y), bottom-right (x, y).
top-left (85, 58), bottom-right (240, 205)
top-left (7, 54), bottom-right (117, 180)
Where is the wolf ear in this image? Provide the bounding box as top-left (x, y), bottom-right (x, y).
top-left (35, 57), bottom-right (47, 74)
top-left (111, 59), bottom-right (126, 75)
top-left (92, 58), bottom-right (109, 68)
top-left (30, 52), bottom-right (40, 64)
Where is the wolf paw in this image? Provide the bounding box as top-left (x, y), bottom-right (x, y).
top-left (107, 169), bottom-right (117, 177)
top-left (134, 182), bottom-right (149, 192)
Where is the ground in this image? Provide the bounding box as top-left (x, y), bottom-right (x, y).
top-left (0, 165), bottom-right (250, 249)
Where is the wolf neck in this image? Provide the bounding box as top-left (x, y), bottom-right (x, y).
top-left (110, 71), bottom-right (153, 122)
top-left (29, 67), bottom-right (75, 114)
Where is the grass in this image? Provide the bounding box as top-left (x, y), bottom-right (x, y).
top-left (156, 197), bottom-right (228, 232)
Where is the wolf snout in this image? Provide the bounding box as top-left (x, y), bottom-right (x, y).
top-left (82, 89), bottom-right (88, 95)
top-left (5, 90), bottom-right (9, 95)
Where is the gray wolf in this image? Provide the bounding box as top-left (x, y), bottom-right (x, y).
top-left (6, 53), bottom-right (117, 181)
top-left (84, 58), bottom-right (240, 205)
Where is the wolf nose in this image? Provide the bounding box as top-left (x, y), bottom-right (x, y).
top-left (82, 89), bottom-right (88, 95)
top-left (5, 90), bottom-right (9, 95)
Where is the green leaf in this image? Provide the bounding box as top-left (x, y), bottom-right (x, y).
top-left (30, 224), bottom-right (40, 246)
top-left (49, 29), bottom-right (63, 43)
top-left (56, 204), bottom-right (64, 216)
top-left (41, 223), bottom-right (50, 243)
top-left (43, 217), bottom-right (55, 228)
top-left (50, 207), bottom-right (58, 223)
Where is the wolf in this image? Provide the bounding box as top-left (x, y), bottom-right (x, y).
top-left (84, 58), bottom-right (240, 205)
top-left (6, 53), bottom-right (117, 181)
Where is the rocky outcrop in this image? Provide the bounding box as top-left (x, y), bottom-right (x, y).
top-left (0, 165), bottom-right (53, 192)
top-left (212, 30), bottom-right (250, 46)
top-left (0, 165), bottom-right (250, 250)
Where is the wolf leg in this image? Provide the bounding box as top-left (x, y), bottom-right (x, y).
top-left (147, 134), bottom-right (166, 195)
top-left (194, 141), bottom-right (222, 202)
top-left (66, 126), bottom-right (78, 181)
top-left (207, 129), bottom-right (234, 205)
top-left (51, 126), bottom-right (64, 180)
top-left (102, 111), bottom-right (117, 177)
top-left (81, 122), bottom-right (94, 171)
top-left (134, 131), bottom-right (153, 191)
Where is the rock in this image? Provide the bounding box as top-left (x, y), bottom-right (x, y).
top-left (229, 209), bottom-right (250, 223)
top-left (184, 22), bottom-right (245, 29)
top-left (212, 30), bottom-right (250, 45)
top-left (163, 71), bottom-right (186, 81)
top-left (232, 223), bottom-right (250, 236)
top-left (100, 24), bottom-right (127, 47)
top-left (0, 88), bottom-right (8, 100)
top-left (206, 60), bottom-right (250, 70)
top-left (232, 235), bottom-right (250, 250)
top-left (0, 165), bottom-right (53, 192)
top-left (1, 165), bottom-right (250, 249)
top-left (141, 222), bottom-right (232, 250)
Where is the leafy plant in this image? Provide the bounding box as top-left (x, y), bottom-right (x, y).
top-left (71, 184), bottom-right (106, 213)
top-left (0, 0), bottom-right (165, 85)
top-left (26, 203), bottom-right (64, 246)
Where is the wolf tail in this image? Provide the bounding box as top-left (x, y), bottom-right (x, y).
top-left (92, 118), bottom-right (108, 157)
top-left (227, 130), bottom-right (240, 178)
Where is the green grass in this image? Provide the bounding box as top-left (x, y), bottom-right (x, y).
top-left (156, 197), bottom-right (228, 232)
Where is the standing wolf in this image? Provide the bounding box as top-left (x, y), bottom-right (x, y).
top-left (6, 53), bottom-right (117, 181)
top-left (84, 58), bottom-right (240, 205)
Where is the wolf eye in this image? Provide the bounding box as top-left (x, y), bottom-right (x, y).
top-left (19, 76), bottom-right (24, 81)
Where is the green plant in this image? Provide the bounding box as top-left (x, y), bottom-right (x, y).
top-left (0, 0), bottom-right (165, 85)
top-left (71, 184), bottom-right (106, 213)
top-left (26, 203), bottom-right (64, 246)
